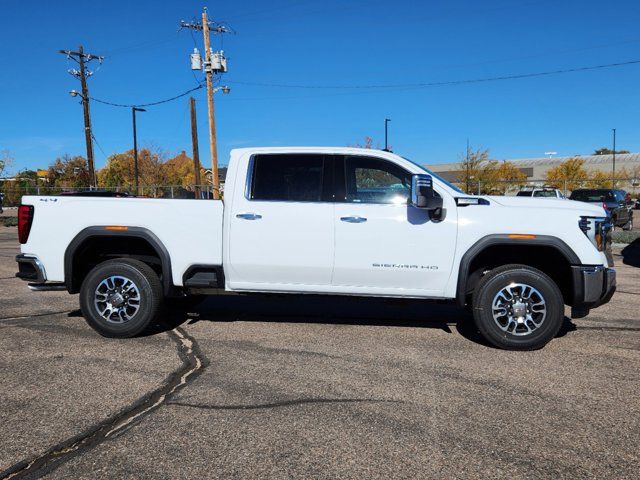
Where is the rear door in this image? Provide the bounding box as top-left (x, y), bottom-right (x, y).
top-left (226, 153), bottom-right (335, 290)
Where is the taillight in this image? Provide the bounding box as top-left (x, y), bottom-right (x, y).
top-left (18, 205), bottom-right (34, 244)
top-left (602, 201), bottom-right (608, 212)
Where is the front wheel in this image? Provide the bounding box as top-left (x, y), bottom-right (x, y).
top-left (472, 264), bottom-right (564, 350)
top-left (622, 213), bottom-right (633, 231)
top-left (80, 258), bottom-right (163, 338)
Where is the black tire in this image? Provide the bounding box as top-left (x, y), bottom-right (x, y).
top-left (80, 258), bottom-right (163, 338)
top-left (472, 264), bottom-right (564, 350)
top-left (622, 213), bottom-right (633, 231)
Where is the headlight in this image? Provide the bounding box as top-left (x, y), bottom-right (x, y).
top-left (579, 216), bottom-right (611, 252)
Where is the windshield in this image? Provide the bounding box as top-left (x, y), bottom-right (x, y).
top-left (401, 156), bottom-right (465, 194)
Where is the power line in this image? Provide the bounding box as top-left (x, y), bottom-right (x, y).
top-left (227, 59), bottom-right (640, 90)
top-left (90, 84), bottom-right (205, 108)
top-left (90, 132), bottom-right (108, 159)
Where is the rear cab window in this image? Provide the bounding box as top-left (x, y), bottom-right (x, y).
top-left (248, 154), bottom-right (332, 202)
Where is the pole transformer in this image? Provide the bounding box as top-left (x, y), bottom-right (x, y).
top-left (59, 46), bottom-right (103, 189)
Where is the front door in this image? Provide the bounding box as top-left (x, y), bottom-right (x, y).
top-left (227, 153), bottom-right (335, 290)
top-left (332, 155), bottom-right (458, 297)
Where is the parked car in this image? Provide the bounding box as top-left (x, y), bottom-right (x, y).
top-left (16, 147), bottom-right (615, 350)
top-left (569, 189), bottom-right (633, 230)
top-left (516, 187), bottom-right (566, 199)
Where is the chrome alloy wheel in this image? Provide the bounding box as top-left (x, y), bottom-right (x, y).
top-left (491, 283), bottom-right (547, 336)
top-left (94, 275), bottom-right (141, 324)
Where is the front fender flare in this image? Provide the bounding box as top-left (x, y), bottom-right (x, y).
top-left (455, 234), bottom-right (580, 307)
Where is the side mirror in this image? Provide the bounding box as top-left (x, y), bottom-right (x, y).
top-left (411, 174), bottom-right (443, 210)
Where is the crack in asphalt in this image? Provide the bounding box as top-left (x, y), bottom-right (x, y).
top-left (0, 327), bottom-right (208, 480)
top-left (578, 325), bottom-right (640, 332)
top-left (0, 310), bottom-right (74, 322)
top-left (167, 398), bottom-right (403, 411)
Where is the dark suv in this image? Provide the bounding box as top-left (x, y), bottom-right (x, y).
top-left (569, 189), bottom-right (633, 230)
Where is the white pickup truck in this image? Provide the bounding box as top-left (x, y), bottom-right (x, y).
top-left (16, 147), bottom-right (615, 350)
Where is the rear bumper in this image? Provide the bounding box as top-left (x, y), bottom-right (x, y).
top-left (15, 254), bottom-right (46, 283)
top-left (571, 265), bottom-right (616, 309)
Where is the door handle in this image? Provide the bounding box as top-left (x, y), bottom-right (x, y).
top-left (236, 213), bottom-right (262, 220)
top-left (340, 216), bottom-right (367, 223)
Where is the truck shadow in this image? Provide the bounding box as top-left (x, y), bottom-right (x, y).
top-left (621, 238), bottom-right (640, 268)
top-left (149, 294), bottom-right (577, 348)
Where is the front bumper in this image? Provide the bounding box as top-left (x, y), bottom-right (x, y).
top-left (571, 265), bottom-right (616, 310)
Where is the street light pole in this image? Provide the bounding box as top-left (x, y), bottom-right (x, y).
top-left (384, 118), bottom-right (391, 151)
top-left (132, 107), bottom-right (146, 196)
top-left (612, 128), bottom-right (616, 188)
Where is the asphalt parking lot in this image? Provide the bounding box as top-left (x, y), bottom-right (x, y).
top-left (1, 226), bottom-right (639, 479)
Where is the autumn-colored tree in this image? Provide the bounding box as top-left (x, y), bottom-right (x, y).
top-left (348, 136), bottom-right (388, 150)
top-left (493, 161), bottom-right (528, 194)
top-left (163, 151), bottom-right (204, 189)
top-left (586, 170), bottom-right (612, 189)
top-left (97, 148), bottom-right (169, 194)
top-left (544, 157), bottom-right (588, 191)
top-left (455, 147), bottom-right (499, 194)
top-left (47, 154), bottom-right (91, 188)
top-left (2, 170), bottom-right (39, 205)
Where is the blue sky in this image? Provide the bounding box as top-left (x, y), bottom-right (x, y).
top-left (1, 0), bottom-right (639, 175)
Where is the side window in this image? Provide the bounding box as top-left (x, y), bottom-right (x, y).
top-left (249, 154), bottom-right (325, 202)
top-left (343, 156), bottom-right (411, 204)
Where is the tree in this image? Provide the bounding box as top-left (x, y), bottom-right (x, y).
top-left (593, 147), bottom-right (630, 155)
top-left (455, 146), bottom-right (497, 194)
top-left (47, 154), bottom-right (91, 188)
top-left (586, 170), bottom-right (612, 189)
top-left (0, 150), bottom-right (13, 178)
top-left (2, 170), bottom-right (38, 205)
top-left (544, 157), bottom-right (588, 191)
top-left (348, 136), bottom-right (387, 150)
top-left (163, 151), bottom-right (204, 189)
top-left (493, 161), bottom-right (528, 194)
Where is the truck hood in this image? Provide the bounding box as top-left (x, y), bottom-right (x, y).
top-left (485, 196), bottom-right (606, 216)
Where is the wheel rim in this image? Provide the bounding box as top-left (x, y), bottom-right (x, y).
top-left (94, 275), bottom-right (141, 324)
top-left (491, 282), bottom-right (547, 336)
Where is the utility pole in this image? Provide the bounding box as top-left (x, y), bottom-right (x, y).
top-left (466, 138), bottom-right (470, 194)
top-left (132, 107), bottom-right (145, 196)
top-left (59, 46), bottom-right (103, 188)
top-left (202, 8), bottom-right (219, 199)
top-left (190, 97), bottom-right (203, 199)
top-left (612, 128), bottom-right (617, 188)
top-left (384, 118), bottom-right (391, 151)
top-left (180, 9), bottom-right (230, 200)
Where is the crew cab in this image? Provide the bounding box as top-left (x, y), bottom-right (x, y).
top-left (16, 147), bottom-right (616, 350)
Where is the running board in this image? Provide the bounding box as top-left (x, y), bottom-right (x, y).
top-left (28, 283), bottom-right (67, 291)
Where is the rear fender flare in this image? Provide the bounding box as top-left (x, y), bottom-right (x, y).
top-left (64, 226), bottom-right (173, 294)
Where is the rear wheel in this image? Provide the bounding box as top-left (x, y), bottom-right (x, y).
top-left (80, 259), bottom-right (163, 338)
top-left (472, 264), bottom-right (564, 350)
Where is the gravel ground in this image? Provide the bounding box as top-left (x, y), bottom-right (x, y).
top-left (1, 226), bottom-right (639, 479)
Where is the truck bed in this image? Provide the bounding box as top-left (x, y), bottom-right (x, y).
top-left (20, 196), bottom-right (224, 286)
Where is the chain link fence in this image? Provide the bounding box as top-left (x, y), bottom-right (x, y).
top-left (2, 177), bottom-right (639, 208)
top-left (0, 184), bottom-right (222, 207)
top-left (450, 177), bottom-right (640, 197)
